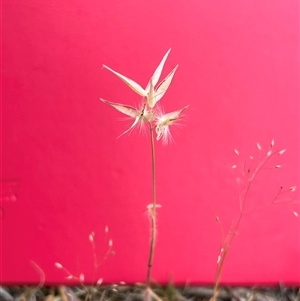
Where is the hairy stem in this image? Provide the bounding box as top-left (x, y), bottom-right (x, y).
top-left (146, 127), bottom-right (157, 287)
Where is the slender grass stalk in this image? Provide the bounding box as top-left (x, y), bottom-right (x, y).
top-left (210, 144), bottom-right (295, 301)
top-left (146, 126), bottom-right (157, 287)
top-left (100, 49), bottom-right (188, 293)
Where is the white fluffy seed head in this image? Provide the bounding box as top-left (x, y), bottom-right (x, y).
top-left (155, 105), bottom-right (188, 144)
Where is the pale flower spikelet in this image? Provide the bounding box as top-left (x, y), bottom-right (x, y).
top-left (101, 49), bottom-right (188, 142)
top-left (100, 48), bottom-right (188, 290)
top-left (156, 105), bottom-right (189, 143)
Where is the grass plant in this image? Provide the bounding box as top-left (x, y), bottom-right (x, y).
top-left (100, 49), bottom-right (298, 299)
top-left (25, 48), bottom-right (298, 300)
top-left (210, 141), bottom-right (298, 301)
top-left (54, 227), bottom-right (114, 286)
top-left (100, 49), bottom-right (188, 298)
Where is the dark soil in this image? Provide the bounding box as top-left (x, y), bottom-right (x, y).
top-left (1, 285), bottom-right (299, 301)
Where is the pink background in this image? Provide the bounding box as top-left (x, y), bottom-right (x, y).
top-left (1, 0), bottom-right (299, 285)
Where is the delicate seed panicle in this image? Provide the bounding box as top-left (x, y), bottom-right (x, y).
top-left (267, 150), bottom-right (272, 156)
top-left (293, 212), bottom-right (299, 217)
top-left (109, 239), bottom-right (113, 247)
top-left (249, 156), bottom-right (254, 160)
top-left (234, 149), bottom-right (239, 155)
top-left (105, 226), bottom-right (109, 233)
top-left (275, 165), bottom-right (282, 169)
top-left (232, 165), bottom-right (237, 169)
top-left (290, 186), bottom-right (297, 192)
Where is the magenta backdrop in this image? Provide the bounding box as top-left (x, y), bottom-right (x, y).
top-left (1, 0), bottom-right (299, 285)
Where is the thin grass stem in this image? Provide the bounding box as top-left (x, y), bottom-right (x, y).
top-left (211, 147), bottom-right (285, 301)
top-left (146, 126), bottom-right (157, 287)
